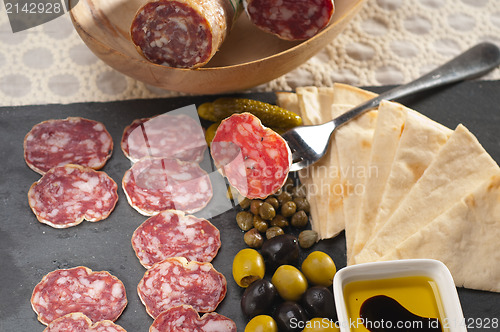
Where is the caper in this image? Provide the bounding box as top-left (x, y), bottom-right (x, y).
top-left (291, 210), bottom-right (308, 228)
top-left (239, 198), bottom-right (251, 210)
top-left (281, 201), bottom-right (297, 218)
top-left (298, 230), bottom-right (318, 248)
top-left (244, 228), bottom-right (264, 249)
top-left (250, 199), bottom-right (264, 215)
top-left (259, 202), bottom-right (276, 221)
top-left (291, 184), bottom-right (307, 198)
top-left (270, 215), bottom-right (289, 228)
top-left (283, 177), bottom-right (294, 193)
top-left (236, 211), bottom-right (254, 231)
top-left (293, 197), bottom-right (310, 213)
top-left (265, 197), bottom-right (280, 210)
top-left (266, 226), bottom-right (284, 240)
top-left (276, 191), bottom-right (292, 205)
top-left (253, 215), bottom-right (269, 233)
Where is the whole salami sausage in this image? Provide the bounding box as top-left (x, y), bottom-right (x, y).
top-left (121, 113), bottom-right (207, 163)
top-left (122, 157), bottom-right (213, 216)
top-left (43, 312), bottom-right (127, 332)
top-left (211, 112), bottom-right (292, 199)
top-left (137, 257), bottom-right (227, 318)
top-left (244, 0), bottom-right (335, 40)
top-left (31, 266), bottom-right (127, 326)
top-left (28, 164), bottom-right (119, 228)
top-left (150, 305), bottom-right (236, 332)
top-left (131, 0), bottom-right (242, 68)
top-left (24, 117), bottom-right (113, 175)
top-left (132, 210), bottom-right (221, 268)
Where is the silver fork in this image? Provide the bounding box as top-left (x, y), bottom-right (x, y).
top-left (283, 42), bottom-right (500, 172)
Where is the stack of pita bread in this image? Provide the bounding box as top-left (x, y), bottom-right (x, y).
top-left (276, 84), bottom-right (500, 293)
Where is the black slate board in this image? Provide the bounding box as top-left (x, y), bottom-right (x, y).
top-left (0, 81), bottom-right (499, 332)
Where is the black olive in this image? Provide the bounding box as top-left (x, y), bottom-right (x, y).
top-left (301, 286), bottom-right (337, 320)
top-left (273, 301), bottom-right (308, 332)
top-left (241, 279), bottom-right (277, 318)
top-left (260, 234), bottom-right (299, 272)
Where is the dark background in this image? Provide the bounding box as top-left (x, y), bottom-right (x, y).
top-left (0, 81), bottom-right (499, 331)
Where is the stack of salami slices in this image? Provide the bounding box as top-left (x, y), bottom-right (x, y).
top-left (276, 84), bottom-right (500, 293)
top-left (24, 117), bottom-right (118, 229)
top-left (120, 113), bottom-right (235, 331)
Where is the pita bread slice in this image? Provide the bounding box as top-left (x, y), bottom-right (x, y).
top-left (381, 174), bottom-right (500, 292)
top-left (355, 124), bottom-right (500, 264)
top-left (332, 84), bottom-right (378, 264)
top-left (350, 100), bottom-right (409, 259)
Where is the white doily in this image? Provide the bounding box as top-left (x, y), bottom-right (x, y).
top-left (0, 0), bottom-right (499, 106)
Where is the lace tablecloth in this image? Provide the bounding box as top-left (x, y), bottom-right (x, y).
top-left (0, 0), bottom-right (499, 106)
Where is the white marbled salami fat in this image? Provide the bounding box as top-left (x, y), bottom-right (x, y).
top-left (43, 312), bottom-right (127, 332)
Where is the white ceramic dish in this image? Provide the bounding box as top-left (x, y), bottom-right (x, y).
top-left (333, 259), bottom-right (466, 332)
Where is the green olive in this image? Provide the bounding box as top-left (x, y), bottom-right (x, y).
top-left (293, 197), bottom-right (310, 213)
top-left (265, 197), bottom-right (280, 210)
top-left (291, 210), bottom-right (308, 228)
top-left (271, 265), bottom-right (308, 301)
top-left (276, 190), bottom-right (293, 205)
top-left (259, 202), bottom-right (276, 221)
top-left (250, 199), bottom-right (264, 215)
top-left (253, 215), bottom-right (269, 233)
top-left (232, 248), bottom-right (265, 288)
top-left (281, 201), bottom-right (297, 218)
top-left (270, 215), bottom-right (289, 228)
top-left (298, 230), bottom-right (318, 249)
top-left (239, 198), bottom-right (251, 210)
top-left (266, 226), bottom-right (284, 240)
top-left (301, 251), bottom-right (336, 287)
top-left (236, 211), bottom-right (254, 231)
top-left (244, 228), bottom-right (264, 249)
top-left (244, 315), bottom-right (278, 332)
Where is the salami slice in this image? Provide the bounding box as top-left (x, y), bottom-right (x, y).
top-left (245, 0), bottom-right (335, 40)
top-left (130, 0), bottom-right (242, 68)
top-left (43, 312), bottom-right (127, 332)
top-left (132, 210), bottom-right (221, 268)
top-left (121, 114), bottom-right (206, 163)
top-left (137, 257), bottom-right (227, 318)
top-left (122, 157), bottom-right (212, 216)
top-left (150, 305), bottom-right (236, 332)
top-left (31, 266), bottom-right (127, 326)
top-left (211, 112), bottom-right (292, 199)
top-left (24, 117), bottom-right (113, 175)
top-left (28, 164), bottom-right (119, 228)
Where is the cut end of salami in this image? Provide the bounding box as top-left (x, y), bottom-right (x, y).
top-left (31, 266), bottom-right (127, 326)
top-left (28, 164), bottom-right (119, 228)
top-left (43, 312), bottom-right (127, 332)
top-left (150, 305), bottom-right (236, 332)
top-left (24, 117), bottom-right (113, 175)
top-left (131, 210), bottom-right (221, 268)
top-left (137, 257), bottom-right (227, 318)
top-left (245, 0), bottom-right (335, 40)
top-left (121, 113), bottom-right (206, 163)
top-left (131, 0), bottom-right (234, 68)
top-left (211, 112), bottom-right (292, 199)
top-left (122, 157), bottom-right (213, 216)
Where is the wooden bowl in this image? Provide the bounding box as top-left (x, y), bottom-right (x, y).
top-left (69, 0), bottom-right (366, 94)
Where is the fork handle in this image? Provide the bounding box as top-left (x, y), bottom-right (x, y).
top-left (333, 42), bottom-right (500, 128)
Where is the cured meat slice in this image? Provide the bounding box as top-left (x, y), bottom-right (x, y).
top-left (43, 312), bottom-right (127, 332)
top-left (122, 158), bottom-right (212, 216)
top-left (28, 164), bottom-right (119, 228)
top-left (132, 210), bottom-right (221, 268)
top-left (24, 117), bottom-right (113, 175)
top-left (130, 0), bottom-right (242, 68)
top-left (137, 257), bottom-right (227, 318)
top-left (121, 114), bottom-right (206, 163)
top-left (150, 305), bottom-right (236, 332)
top-left (211, 112), bottom-right (292, 199)
top-left (31, 266), bottom-right (127, 326)
top-left (245, 0), bottom-right (335, 40)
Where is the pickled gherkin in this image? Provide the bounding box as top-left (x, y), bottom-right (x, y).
top-left (198, 97), bottom-right (302, 129)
